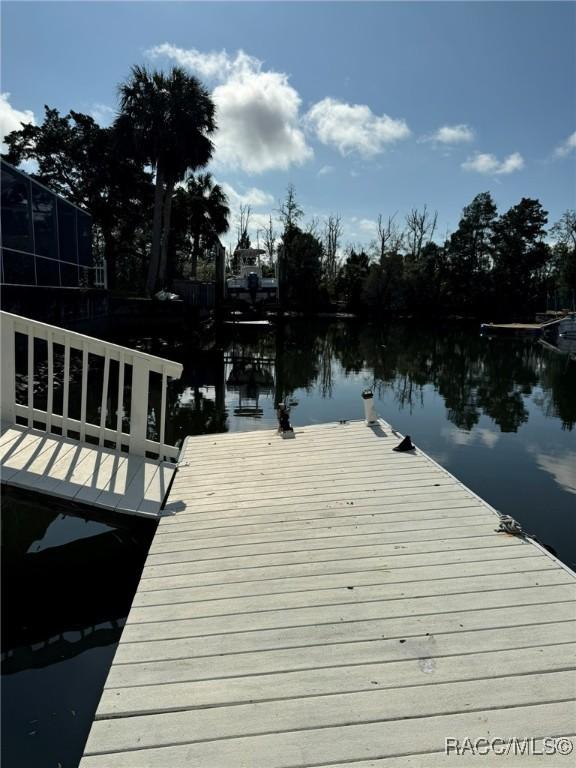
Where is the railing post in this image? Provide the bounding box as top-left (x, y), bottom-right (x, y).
top-left (46, 330), bottom-right (54, 433)
top-left (0, 315), bottom-right (16, 424)
top-left (116, 359), bottom-right (125, 448)
top-left (62, 340), bottom-right (70, 438)
top-left (27, 324), bottom-right (34, 428)
top-left (159, 368), bottom-right (167, 457)
top-left (129, 358), bottom-right (149, 456)
top-left (79, 344), bottom-right (88, 442)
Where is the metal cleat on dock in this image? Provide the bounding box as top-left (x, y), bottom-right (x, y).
top-left (495, 514), bottom-right (524, 536)
top-left (277, 403), bottom-right (295, 438)
top-left (393, 435), bottom-right (416, 452)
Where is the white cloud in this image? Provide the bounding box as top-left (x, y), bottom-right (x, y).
top-left (343, 216), bottom-right (379, 242)
top-left (477, 428), bottom-right (500, 449)
top-left (304, 97), bottom-right (410, 157)
top-left (147, 44), bottom-right (313, 174)
top-left (444, 427), bottom-right (474, 446)
top-left (554, 131), bottom-right (576, 158)
top-left (219, 181), bottom-right (273, 208)
top-left (90, 103), bottom-right (115, 126)
top-left (0, 92), bottom-right (35, 151)
top-left (318, 164), bottom-right (334, 176)
top-left (528, 448), bottom-right (576, 495)
top-left (421, 124), bottom-right (475, 144)
top-left (351, 217), bottom-right (378, 236)
top-left (148, 44), bottom-right (259, 81)
top-left (442, 426), bottom-right (500, 449)
top-left (358, 218), bottom-right (378, 235)
top-left (462, 151), bottom-right (524, 175)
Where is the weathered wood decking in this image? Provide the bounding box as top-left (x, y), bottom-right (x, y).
top-left (0, 423), bottom-right (175, 517)
top-left (81, 420), bottom-right (576, 766)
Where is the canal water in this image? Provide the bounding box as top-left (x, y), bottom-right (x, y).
top-left (2, 319), bottom-right (575, 767)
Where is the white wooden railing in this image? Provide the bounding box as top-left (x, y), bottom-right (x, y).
top-left (0, 311), bottom-right (183, 460)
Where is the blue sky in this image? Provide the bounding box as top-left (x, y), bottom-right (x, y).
top-left (2, 1), bottom-right (575, 248)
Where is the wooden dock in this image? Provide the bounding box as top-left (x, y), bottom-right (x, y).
top-left (80, 420), bottom-right (576, 766)
top-left (0, 423), bottom-right (175, 517)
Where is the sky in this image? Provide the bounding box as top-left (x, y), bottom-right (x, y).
top-left (1, 1), bottom-right (575, 250)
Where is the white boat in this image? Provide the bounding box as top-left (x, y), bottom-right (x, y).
top-left (558, 311), bottom-right (576, 340)
top-left (226, 248), bottom-right (278, 308)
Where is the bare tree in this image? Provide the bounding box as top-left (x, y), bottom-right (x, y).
top-left (236, 204), bottom-right (251, 248)
top-left (376, 213), bottom-right (404, 265)
top-left (278, 184), bottom-right (303, 232)
top-left (551, 210), bottom-right (576, 250)
top-left (306, 216), bottom-right (321, 239)
top-left (263, 214), bottom-right (277, 267)
top-left (404, 205), bottom-right (438, 260)
top-left (323, 214), bottom-right (343, 284)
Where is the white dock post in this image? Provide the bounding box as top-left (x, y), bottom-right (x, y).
top-left (361, 388), bottom-right (378, 424)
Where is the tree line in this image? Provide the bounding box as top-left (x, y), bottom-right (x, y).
top-left (3, 64), bottom-right (574, 318)
top-left (3, 66), bottom-right (230, 293)
top-left (261, 188), bottom-right (575, 321)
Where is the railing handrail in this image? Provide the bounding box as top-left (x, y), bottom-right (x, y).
top-left (1, 311), bottom-right (182, 377)
top-left (0, 311), bottom-right (183, 460)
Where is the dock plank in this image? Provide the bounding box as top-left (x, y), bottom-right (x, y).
top-left (80, 703), bottom-right (576, 767)
top-left (120, 583), bottom-right (576, 643)
top-left (112, 602), bottom-right (575, 665)
top-left (85, 670), bottom-right (575, 755)
top-left (136, 543), bottom-right (539, 592)
top-left (81, 419), bottom-right (576, 767)
top-left (105, 622), bottom-right (576, 690)
top-left (140, 535), bottom-right (528, 580)
top-left (131, 554), bottom-right (556, 607)
top-left (95, 643), bottom-right (576, 718)
top-left (126, 570), bottom-right (569, 625)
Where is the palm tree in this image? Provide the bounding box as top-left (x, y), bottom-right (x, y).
top-left (115, 65), bottom-right (215, 294)
top-left (185, 173), bottom-right (230, 278)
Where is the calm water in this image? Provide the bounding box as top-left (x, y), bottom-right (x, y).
top-left (2, 319), bottom-right (575, 767)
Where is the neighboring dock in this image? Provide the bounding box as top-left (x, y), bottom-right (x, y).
top-left (481, 315), bottom-right (568, 336)
top-left (481, 322), bottom-right (545, 336)
top-left (81, 419), bottom-right (576, 767)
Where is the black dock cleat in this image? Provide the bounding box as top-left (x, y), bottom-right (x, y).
top-left (393, 435), bottom-right (415, 452)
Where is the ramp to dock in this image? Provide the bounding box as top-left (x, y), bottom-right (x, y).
top-left (81, 420), bottom-right (576, 766)
top-left (0, 423), bottom-right (175, 517)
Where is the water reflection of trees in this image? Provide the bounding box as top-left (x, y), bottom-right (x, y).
top-left (116, 320), bottom-right (576, 440)
top-left (166, 351), bottom-right (229, 445)
top-left (324, 321), bottom-right (573, 432)
top-left (538, 353), bottom-right (576, 430)
top-left (274, 322), bottom-right (324, 403)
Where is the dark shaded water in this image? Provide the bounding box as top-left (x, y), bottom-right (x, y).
top-left (2, 319), bottom-right (575, 767)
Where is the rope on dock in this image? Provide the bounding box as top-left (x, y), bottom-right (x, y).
top-left (495, 514), bottom-right (524, 536)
